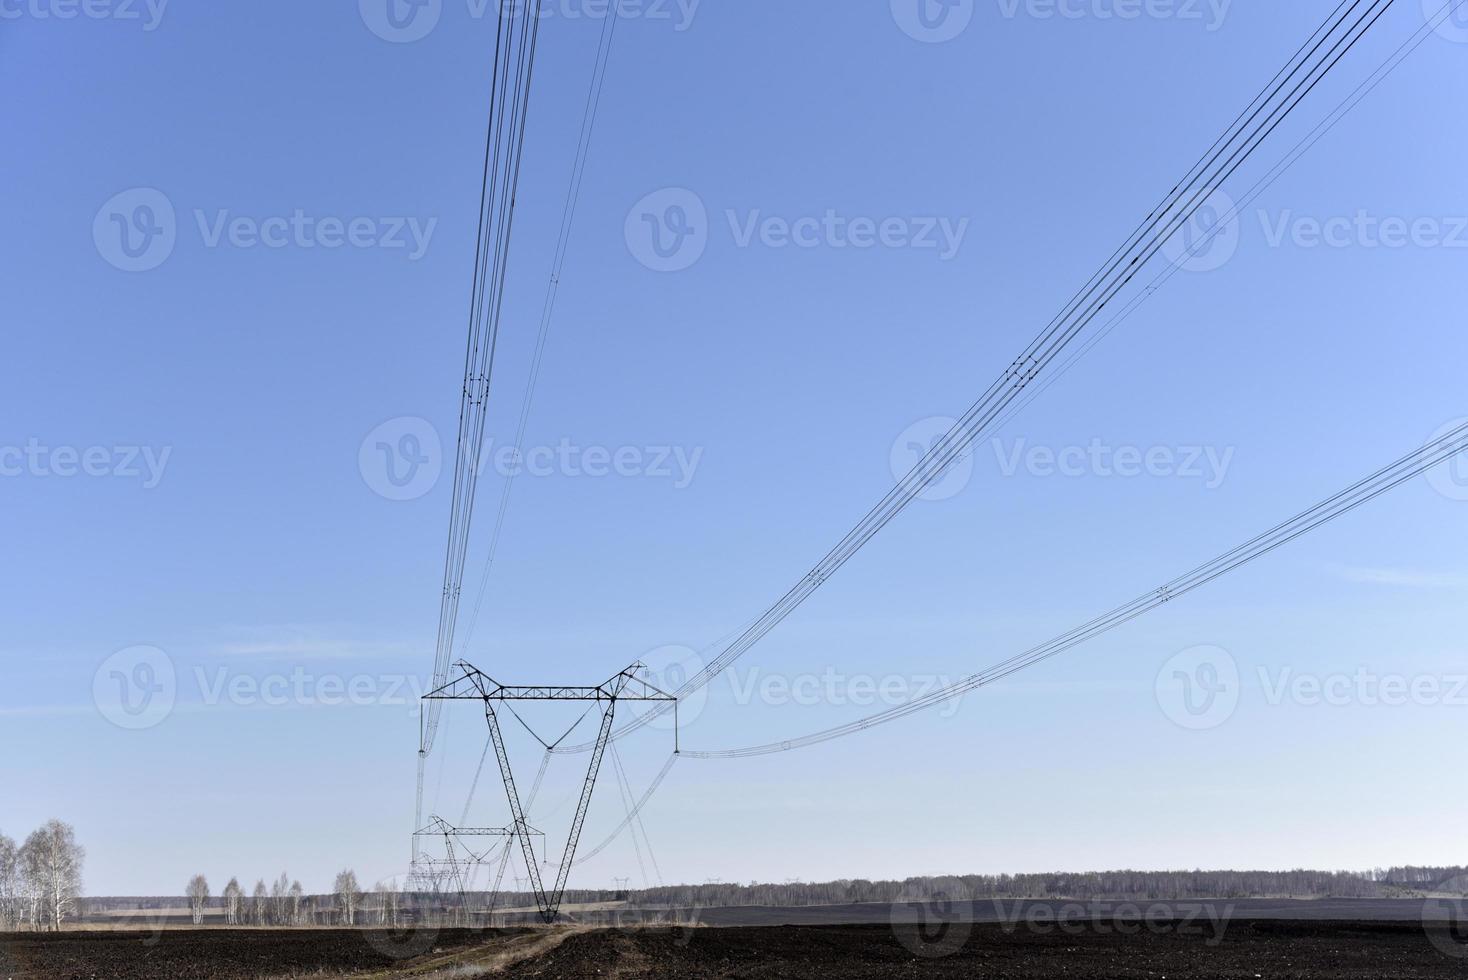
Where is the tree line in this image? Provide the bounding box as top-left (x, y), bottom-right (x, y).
top-left (180, 870), bottom-right (400, 927)
top-left (616, 865), bottom-right (1468, 910)
top-left (0, 820), bottom-right (85, 931)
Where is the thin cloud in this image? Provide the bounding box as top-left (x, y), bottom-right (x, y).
top-left (202, 626), bottom-right (416, 661)
top-left (1328, 564), bottom-right (1468, 589)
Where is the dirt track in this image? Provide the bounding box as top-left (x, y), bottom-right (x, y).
top-left (6, 920), bottom-right (1468, 979)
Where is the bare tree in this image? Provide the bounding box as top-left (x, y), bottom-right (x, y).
top-left (270, 872), bottom-right (290, 925)
top-left (222, 877), bottom-right (243, 926)
top-left (20, 820), bottom-right (84, 930)
top-left (374, 881), bottom-right (399, 926)
top-left (334, 870), bottom-right (361, 926)
top-left (251, 880), bottom-right (268, 926)
top-left (0, 832), bottom-right (19, 931)
top-left (288, 880), bottom-right (304, 926)
top-left (186, 875), bottom-right (210, 925)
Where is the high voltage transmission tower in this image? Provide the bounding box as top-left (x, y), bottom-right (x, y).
top-left (425, 662), bottom-right (677, 922)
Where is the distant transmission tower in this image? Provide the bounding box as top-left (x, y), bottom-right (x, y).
top-left (425, 661), bottom-right (677, 922)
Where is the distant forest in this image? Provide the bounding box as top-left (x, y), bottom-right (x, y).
top-left (82, 865), bottom-right (1468, 916)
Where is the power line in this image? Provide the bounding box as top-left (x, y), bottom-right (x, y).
top-left (455, 2), bottom-right (623, 663)
top-left (681, 421), bottom-right (1468, 758)
top-left (414, 0), bottom-right (547, 860)
top-left (555, 0), bottom-right (1401, 752)
top-left (421, 0), bottom-right (547, 768)
top-left (563, 419), bottom-right (1467, 854)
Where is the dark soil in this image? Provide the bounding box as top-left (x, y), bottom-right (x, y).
top-left (0, 927), bottom-right (518, 980)
top-left (6, 920), bottom-right (1468, 979)
top-left (503, 921), bottom-right (1468, 979)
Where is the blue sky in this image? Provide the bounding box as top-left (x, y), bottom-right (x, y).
top-left (3, 0), bottom-right (1467, 897)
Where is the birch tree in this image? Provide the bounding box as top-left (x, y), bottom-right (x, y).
top-left (271, 872), bottom-right (290, 925)
top-left (251, 880), bottom-right (268, 926)
top-left (0, 832), bottom-right (18, 931)
top-left (186, 875), bottom-right (210, 925)
top-left (20, 821), bottom-right (83, 930)
top-left (222, 878), bottom-right (242, 925)
top-left (334, 870), bottom-right (361, 926)
top-left (288, 880), bottom-right (304, 926)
